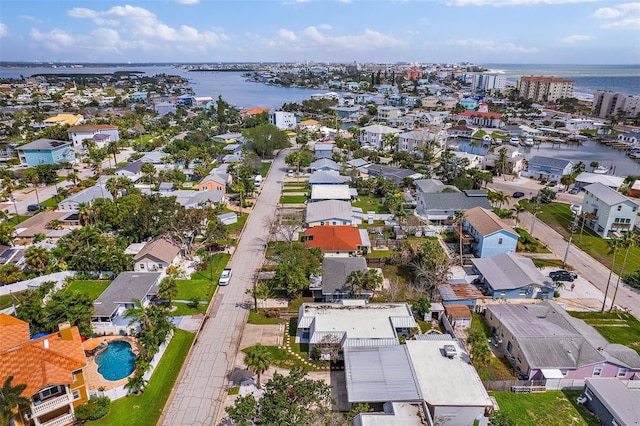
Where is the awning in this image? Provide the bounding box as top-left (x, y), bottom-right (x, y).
top-left (82, 337), bottom-right (104, 351)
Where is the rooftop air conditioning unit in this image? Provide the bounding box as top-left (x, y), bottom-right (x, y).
top-left (443, 344), bottom-right (457, 359)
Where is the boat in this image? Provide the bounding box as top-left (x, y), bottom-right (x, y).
top-left (482, 134), bottom-right (493, 145)
top-left (593, 166), bottom-right (609, 174)
top-left (509, 137), bottom-right (520, 146)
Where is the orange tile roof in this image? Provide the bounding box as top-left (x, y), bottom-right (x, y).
top-left (0, 316), bottom-right (87, 397)
top-left (0, 314), bottom-right (30, 351)
top-left (299, 119), bottom-right (319, 126)
top-left (241, 107), bottom-right (270, 115)
top-left (304, 226), bottom-right (362, 251)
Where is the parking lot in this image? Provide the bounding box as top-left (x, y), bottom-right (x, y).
top-left (540, 266), bottom-right (610, 311)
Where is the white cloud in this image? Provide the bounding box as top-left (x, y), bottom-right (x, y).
top-left (68, 8), bottom-right (98, 19)
top-left (317, 24), bottom-right (333, 30)
top-left (0, 23), bottom-right (7, 37)
top-left (176, 0), bottom-right (200, 4)
top-left (277, 29), bottom-right (298, 42)
top-left (453, 0), bottom-right (596, 5)
top-left (562, 34), bottom-right (593, 43)
top-left (30, 28), bottom-right (76, 50)
top-left (19, 15), bottom-right (43, 23)
top-left (448, 39), bottom-right (538, 53)
top-left (594, 2), bottom-right (640, 29)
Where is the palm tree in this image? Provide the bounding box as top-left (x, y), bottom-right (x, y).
top-left (244, 343), bottom-right (272, 389)
top-left (125, 373), bottom-right (147, 395)
top-left (512, 202), bottom-right (525, 227)
top-left (601, 238), bottom-right (622, 312)
top-left (0, 376), bottom-right (29, 426)
top-left (572, 161), bottom-right (586, 175)
top-left (3, 180), bottom-right (20, 222)
top-left (24, 246), bottom-right (51, 273)
top-left (560, 174), bottom-right (576, 191)
top-left (159, 276), bottom-right (178, 309)
top-left (346, 269), bottom-right (383, 296)
top-left (124, 298), bottom-right (151, 329)
top-left (493, 147), bottom-right (510, 177)
top-left (590, 161), bottom-right (599, 172)
top-left (106, 177), bottom-right (119, 200)
top-left (66, 169), bottom-right (79, 186)
top-left (107, 140), bottom-right (120, 165)
top-left (25, 169), bottom-right (40, 205)
top-left (454, 210), bottom-right (466, 266)
top-left (609, 232), bottom-right (639, 311)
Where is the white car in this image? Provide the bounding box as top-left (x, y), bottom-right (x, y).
top-left (218, 268), bottom-right (232, 286)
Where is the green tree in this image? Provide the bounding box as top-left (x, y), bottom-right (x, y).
top-left (413, 295), bottom-right (432, 319)
top-left (572, 161), bottom-right (586, 175)
top-left (272, 243), bottom-right (323, 297)
top-left (610, 232), bottom-right (638, 311)
top-left (244, 343), bottom-right (272, 389)
top-left (0, 222), bottom-right (15, 246)
top-left (493, 147), bottom-right (510, 177)
top-left (24, 168), bottom-right (41, 204)
top-left (345, 269), bottom-right (383, 296)
top-left (560, 174), bottom-right (575, 191)
top-left (0, 376), bottom-right (29, 426)
top-left (0, 263), bottom-right (25, 285)
top-left (243, 124), bottom-right (290, 159)
top-left (24, 245), bottom-right (52, 274)
top-left (159, 276), bottom-right (178, 309)
top-left (590, 161), bottom-right (599, 172)
top-left (125, 373), bottom-right (147, 395)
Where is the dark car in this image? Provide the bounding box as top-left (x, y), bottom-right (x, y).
top-left (513, 191), bottom-right (525, 198)
top-left (27, 204), bottom-right (46, 212)
top-left (549, 270), bottom-right (577, 282)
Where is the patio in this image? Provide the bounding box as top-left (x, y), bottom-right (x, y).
top-left (84, 336), bottom-right (139, 392)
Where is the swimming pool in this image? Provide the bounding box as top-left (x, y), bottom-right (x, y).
top-left (95, 341), bottom-right (136, 381)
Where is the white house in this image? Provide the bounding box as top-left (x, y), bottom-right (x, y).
top-left (67, 124), bottom-right (120, 149)
top-left (268, 111), bottom-right (296, 130)
top-left (133, 236), bottom-right (181, 272)
top-left (359, 124), bottom-right (402, 150)
top-left (581, 182), bottom-right (640, 238)
top-left (305, 199), bottom-right (355, 227)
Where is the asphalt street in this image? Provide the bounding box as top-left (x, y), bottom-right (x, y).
top-left (160, 150), bottom-right (289, 426)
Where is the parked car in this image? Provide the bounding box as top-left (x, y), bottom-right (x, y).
top-left (549, 270), bottom-right (577, 282)
top-left (27, 204), bottom-right (46, 212)
top-left (569, 187), bottom-right (580, 194)
top-left (287, 170), bottom-right (294, 177)
top-left (218, 268), bottom-right (232, 286)
top-left (513, 191), bottom-right (525, 198)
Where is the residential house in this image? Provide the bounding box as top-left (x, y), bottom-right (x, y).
top-left (581, 182), bottom-right (640, 238)
top-left (58, 184), bottom-right (112, 212)
top-left (574, 173), bottom-right (625, 191)
top-left (297, 300), bottom-right (417, 359)
top-left (308, 170), bottom-right (350, 186)
top-left (378, 106), bottom-right (401, 121)
top-left (213, 133), bottom-right (243, 144)
top-left (310, 184), bottom-right (352, 202)
top-left (415, 190), bottom-right (492, 224)
top-left (133, 236), bottom-right (181, 272)
top-left (310, 158), bottom-right (341, 173)
top-left (414, 178), bottom-right (454, 194)
top-left (0, 315), bottom-right (89, 426)
top-left (240, 107), bottom-right (270, 118)
top-left (480, 145), bottom-right (526, 175)
top-left (154, 102), bottom-right (176, 116)
top-left (359, 124), bottom-right (402, 150)
top-left (67, 124), bottom-right (119, 149)
top-left (115, 160), bottom-right (144, 182)
top-left (354, 402), bottom-right (429, 426)
top-left (91, 272), bottom-right (162, 334)
top-left (298, 119), bottom-right (320, 131)
top-left (344, 336), bottom-right (492, 426)
top-left (447, 125), bottom-right (474, 138)
top-left (452, 110), bottom-right (503, 128)
top-left (314, 142), bottom-right (335, 159)
top-left (305, 199), bottom-right (355, 227)
top-left (0, 142), bottom-right (15, 162)
top-left (444, 304), bottom-right (473, 328)
top-left (581, 378), bottom-right (640, 426)
top-left (463, 207), bottom-right (518, 258)
top-left (396, 129), bottom-right (441, 154)
top-left (523, 156), bottom-right (574, 183)
top-left (198, 171), bottom-right (228, 192)
top-left (364, 164), bottom-right (422, 185)
top-left (162, 189), bottom-right (225, 209)
top-left (437, 282), bottom-right (487, 307)
top-left (303, 225), bottom-right (371, 256)
top-left (268, 111), bottom-right (296, 130)
top-left (452, 151), bottom-right (483, 169)
top-left (472, 253), bottom-right (555, 300)
top-left (485, 302), bottom-right (640, 380)
top-left (310, 257), bottom-right (370, 302)
top-left (17, 139), bottom-right (76, 167)
top-left (37, 113), bottom-right (84, 129)
top-left (618, 132), bottom-right (640, 145)
top-left (15, 211), bottom-right (76, 241)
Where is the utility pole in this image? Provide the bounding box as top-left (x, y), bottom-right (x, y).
top-left (530, 194), bottom-right (539, 237)
top-left (563, 220), bottom-right (578, 268)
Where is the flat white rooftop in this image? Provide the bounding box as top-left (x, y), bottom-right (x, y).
top-left (405, 339), bottom-right (492, 408)
top-left (355, 402), bottom-right (426, 426)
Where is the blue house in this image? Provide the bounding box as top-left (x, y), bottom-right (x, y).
top-left (472, 253), bottom-right (555, 300)
top-left (523, 156), bottom-right (574, 183)
top-left (463, 207), bottom-right (518, 258)
top-left (131, 91), bottom-right (148, 101)
top-left (17, 139), bottom-right (76, 167)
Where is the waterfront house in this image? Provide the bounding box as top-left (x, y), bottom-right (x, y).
top-left (67, 124), bottom-right (119, 149)
top-left (523, 155), bottom-right (574, 183)
top-left (485, 302), bottom-right (640, 381)
top-left (415, 190), bottom-right (491, 224)
top-left (617, 132), bottom-right (640, 145)
top-left (581, 182), bottom-right (640, 238)
top-left (298, 119), bottom-right (320, 131)
top-left (358, 124), bottom-right (402, 150)
top-left (463, 207), bottom-right (518, 258)
top-left (472, 253), bottom-right (555, 300)
top-left (0, 315), bottom-right (89, 426)
top-left (17, 139), bottom-right (76, 167)
top-left (574, 172), bottom-right (625, 191)
top-left (268, 111), bottom-right (296, 130)
top-left (480, 145), bottom-right (526, 175)
top-left (452, 110), bottom-right (503, 128)
top-left (91, 272), bottom-right (162, 334)
top-left (581, 378), bottom-right (640, 426)
top-left (396, 129), bottom-right (442, 154)
top-left (305, 199), bottom-right (356, 227)
top-left (303, 225), bottom-right (370, 256)
top-left (133, 235), bottom-right (181, 272)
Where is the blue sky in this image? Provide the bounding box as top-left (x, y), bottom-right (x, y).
top-left (1, 0), bottom-right (638, 64)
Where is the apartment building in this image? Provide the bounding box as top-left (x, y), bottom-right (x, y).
top-left (518, 76), bottom-right (574, 102)
top-left (592, 91), bottom-right (640, 119)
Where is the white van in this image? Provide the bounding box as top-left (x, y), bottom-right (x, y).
top-left (254, 175), bottom-right (263, 186)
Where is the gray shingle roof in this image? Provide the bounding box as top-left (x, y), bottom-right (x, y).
top-left (306, 199), bottom-right (353, 224)
top-left (528, 155), bottom-right (572, 170)
top-left (586, 378), bottom-right (640, 426)
top-left (92, 272), bottom-right (162, 317)
top-left (61, 184), bottom-right (113, 205)
top-left (17, 138), bottom-right (70, 151)
top-left (320, 257), bottom-right (368, 295)
top-left (310, 158), bottom-right (340, 170)
top-left (472, 253), bottom-right (554, 290)
top-left (309, 171), bottom-right (350, 185)
top-left (416, 192), bottom-right (491, 212)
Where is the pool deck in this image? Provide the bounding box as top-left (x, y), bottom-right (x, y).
top-left (85, 336), bottom-right (139, 391)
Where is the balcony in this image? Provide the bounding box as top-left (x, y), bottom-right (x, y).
top-left (32, 394), bottom-right (72, 416)
top-left (40, 413), bottom-right (74, 426)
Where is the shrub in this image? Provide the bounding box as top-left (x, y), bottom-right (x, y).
top-left (310, 347), bottom-right (322, 361)
top-left (188, 296), bottom-right (200, 309)
top-left (265, 309), bottom-right (280, 319)
top-left (74, 396), bottom-right (111, 421)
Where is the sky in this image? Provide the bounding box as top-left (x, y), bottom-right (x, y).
top-left (0, 0), bottom-right (639, 65)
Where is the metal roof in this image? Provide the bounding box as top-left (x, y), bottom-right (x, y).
top-left (585, 378), bottom-right (640, 426)
top-left (584, 182), bottom-right (639, 207)
top-left (306, 200), bottom-right (353, 224)
top-left (472, 253), bottom-right (554, 290)
top-left (344, 345), bottom-right (422, 403)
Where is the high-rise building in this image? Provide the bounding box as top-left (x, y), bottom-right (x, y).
top-left (518, 76), bottom-right (574, 102)
top-left (592, 91), bottom-right (640, 119)
top-left (470, 73), bottom-right (507, 92)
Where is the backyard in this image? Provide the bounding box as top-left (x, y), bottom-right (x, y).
top-left (279, 195), bottom-right (307, 204)
top-left (569, 310), bottom-right (640, 356)
top-left (469, 313), bottom-right (519, 381)
top-left (523, 201), bottom-right (640, 276)
top-left (89, 329), bottom-right (195, 426)
top-left (66, 280), bottom-right (112, 301)
top-left (490, 390), bottom-right (599, 426)
top-left (352, 194), bottom-right (389, 214)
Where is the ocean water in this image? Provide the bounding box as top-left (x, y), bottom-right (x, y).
top-left (481, 64), bottom-right (640, 98)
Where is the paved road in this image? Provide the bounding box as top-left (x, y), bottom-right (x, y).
top-left (522, 210), bottom-right (640, 318)
top-left (160, 151), bottom-right (288, 426)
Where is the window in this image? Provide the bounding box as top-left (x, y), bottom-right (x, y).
top-left (139, 264), bottom-right (145, 270)
top-left (498, 238), bottom-right (503, 245)
top-left (519, 289), bottom-right (527, 295)
top-left (72, 390), bottom-right (80, 400)
top-left (72, 372), bottom-right (77, 382)
top-left (617, 205), bottom-right (622, 211)
top-left (40, 386), bottom-right (60, 398)
top-left (507, 341), bottom-right (513, 354)
top-left (593, 367), bottom-right (602, 376)
top-left (618, 368), bottom-right (629, 377)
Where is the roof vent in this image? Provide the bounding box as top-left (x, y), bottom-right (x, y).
top-left (43, 339), bottom-right (49, 349)
top-left (443, 344), bottom-right (457, 359)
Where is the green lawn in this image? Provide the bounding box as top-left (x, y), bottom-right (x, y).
top-left (7, 215), bottom-right (30, 225)
top-left (66, 280), bottom-right (111, 300)
top-left (0, 291), bottom-right (26, 310)
top-left (190, 253), bottom-right (230, 283)
top-left (523, 201), bottom-right (640, 276)
top-left (166, 301), bottom-right (204, 317)
top-left (352, 195), bottom-right (389, 214)
top-left (89, 329), bottom-right (196, 426)
top-left (515, 228), bottom-right (551, 253)
top-left (490, 390), bottom-right (599, 426)
top-left (248, 309), bottom-right (283, 325)
top-left (469, 313), bottom-right (519, 381)
top-left (282, 187), bottom-right (307, 193)
top-left (280, 195), bottom-right (307, 204)
top-left (569, 311), bottom-right (640, 355)
top-left (175, 279), bottom-right (215, 301)
top-left (284, 181), bottom-right (308, 187)
top-left (40, 196), bottom-right (60, 208)
top-left (259, 162), bottom-right (271, 177)
top-left (226, 213), bottom-right (248, 235)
